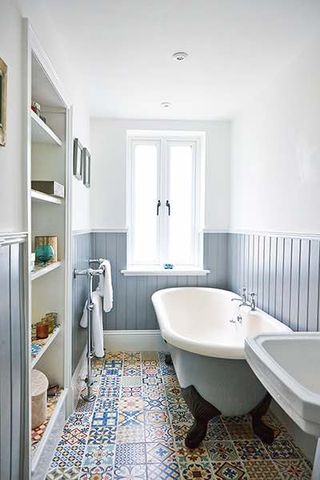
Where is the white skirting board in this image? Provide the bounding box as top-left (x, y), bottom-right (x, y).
top-left (69, 348), bottom-right (87, 412)
top-left (103, 329), bottom-right (166, 352)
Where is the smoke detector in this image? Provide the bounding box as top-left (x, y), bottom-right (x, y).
top-left (172, 52), bottom-right (188, 62)
top-left (161, 102), bottom-right (172, 108)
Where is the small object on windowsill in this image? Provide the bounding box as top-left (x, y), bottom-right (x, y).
top-left (40, 114), bottom-right (47, 124)
top-left (164, 263), bottom-right (174, 270)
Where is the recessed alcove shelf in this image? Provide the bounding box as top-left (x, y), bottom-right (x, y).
top-left (31, 189), bottom-right (63, 205)
top-left (31, 109), bottom-right (62, 146)
top-left (31, 261), bottom-right (62, 281)
top-left (31, 326), bottom-right (61, 368)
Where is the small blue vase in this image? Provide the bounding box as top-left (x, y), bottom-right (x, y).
top-left (35, 244), bottom-right (54, 265)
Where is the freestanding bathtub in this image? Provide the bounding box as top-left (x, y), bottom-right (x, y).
top-left (152, 287), bottom-right (291, 448)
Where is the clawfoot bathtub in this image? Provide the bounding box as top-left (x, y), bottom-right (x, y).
top-left (152, 287), bottom-right (291, 448)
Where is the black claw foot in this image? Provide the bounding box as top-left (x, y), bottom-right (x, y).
top-left (165, 353), bottom-right (173, 365)
top-left (252, 419), bottom-right (275, 444)
top-left (181, 385), bottom-right (221, 449)
top-left (250, 392), bottom-right (275, 444)
top-left (185, 421), bottom-right (208, 449)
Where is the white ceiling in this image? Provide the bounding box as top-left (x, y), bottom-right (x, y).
top-left (43, 0), bottom-right (320, 119)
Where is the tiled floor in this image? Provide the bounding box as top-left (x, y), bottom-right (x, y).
top-left (47, 352), bottom-right (312, 479)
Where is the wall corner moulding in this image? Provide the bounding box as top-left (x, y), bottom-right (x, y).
top-left (0, 57), bottom-right (8, 147)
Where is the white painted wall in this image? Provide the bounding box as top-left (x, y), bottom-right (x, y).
top-left (0, 0), bottom-right (24, 233)
top-left (90, 119), bottom-right (231, 231)
top-left (0, 0), bottom-right (91, 234)
top-left (230, 34), bottom-right (320, 235)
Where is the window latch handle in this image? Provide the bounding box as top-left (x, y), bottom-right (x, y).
top-left (156, 200), bottom-right (161, 216)
top-left (166, 200), bottom-right (171, 216)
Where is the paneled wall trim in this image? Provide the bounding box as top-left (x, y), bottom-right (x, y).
top-left (228, 233), bottom-right (320, 332)
top-left (0, 233), bottom-right (27, 480)
top-left (72, 230), bottom-right (320, 338)
top-left (92, 232), bottom-right (228, 330)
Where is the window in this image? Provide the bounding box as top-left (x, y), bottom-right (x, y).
top-left (126, 131), bottom-right (205, 274)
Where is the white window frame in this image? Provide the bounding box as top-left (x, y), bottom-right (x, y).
top-left (124, 130), bottom-right (208, 276)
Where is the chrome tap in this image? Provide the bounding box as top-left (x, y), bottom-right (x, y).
top-left (231, 287), bottom-right (256, 311)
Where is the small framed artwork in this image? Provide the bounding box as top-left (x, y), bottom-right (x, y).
top-left (73, 138), bottom-right (83, 179)
top-left (0, 58), bottom-right (8, 147)
top-left (83, 148), bottom-right (91, 188)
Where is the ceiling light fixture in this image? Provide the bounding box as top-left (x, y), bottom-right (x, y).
top-left (161, 102), bottom-right (172, 108)
top-left (172, 51), bottom-right (188, 62)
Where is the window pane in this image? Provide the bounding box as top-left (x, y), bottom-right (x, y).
top-left (167, 144), bottom-right (195, 265)
top-left (132, 144), bottom-right (159, 264)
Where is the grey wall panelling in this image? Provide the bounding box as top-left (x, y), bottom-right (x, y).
top-left (0, 238), bottom-right (26, 480)
top-left (228, 233), bottom-right (320, 332)
top-left (72, 233), bottom-right (92, 373)
top-left (91, 232), bottom-right (228, 330)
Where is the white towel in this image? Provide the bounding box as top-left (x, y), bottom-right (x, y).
top-left (96, 260), bottom-right (113, 313)
top-left (80, 291), bottom-right (104, 358)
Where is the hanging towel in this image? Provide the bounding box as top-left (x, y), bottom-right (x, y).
top-left (80, 291), bottom-right (104, 358)
top-left (96, 260), bottom-right (113, 313)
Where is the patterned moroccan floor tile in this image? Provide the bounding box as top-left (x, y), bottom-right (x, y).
top-left (205, 418), bottom-right (231, 442)
top-left (145, 409), bottom-right (169, 425)
top-left (180, 462), bottom-right (213, 480)
top-left (266, 439), bottom-right (304, 460)
top-left (115, 443), bottom-right (146, 465)
top-left (46, 466), bottom-right (80, 479)
top-left (48, 351), bottom-right (313, 480)
top-left (116, 425), bottom-right (145, 444)
top-left (118, 410), bottom-right (144, 427)
top-left (113, 464), bottom-right (147, 480)
top-left (80, 465), bottom-right (113, 479)
top-left (207, 441), bottom-right (240, 462)
top-left (87, 427), bottom-right (117, 444)
top-left (119, 397), bottom-right (144, 412)
top-left (147, 461), bottom-right (181, 480)
top-left (233, 440), bottom-right (270, 461)
top-left (82, 444), bottom-right (115, 469)
top-left (146, 441), bottom-right (176, 463)
top-left (142, 351), bottom-right (159, 361)
top-left (121, 376), bottom-right (142, 387)
top-left (213, 461), bottom-right (248, 480)
top-left (243, 459), bottom-right (282, 479)
top-left (274, 459), bottom-right (312, 479)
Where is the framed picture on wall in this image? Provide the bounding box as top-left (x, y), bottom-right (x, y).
top-left (73, 138), bottom-right (83, 179)
top-left (0, 58), bottom-right (8, 147)
top-left (83, 148), bottom-right (91, 188)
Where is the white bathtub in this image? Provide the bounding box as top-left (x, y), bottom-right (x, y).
top-left (152, 287), bottom-right (291, 427)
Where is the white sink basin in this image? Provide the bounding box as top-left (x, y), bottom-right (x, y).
top-left (245, 332), bottom-right (320, 438)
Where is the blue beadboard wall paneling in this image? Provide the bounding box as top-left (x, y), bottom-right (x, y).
top-left (72, 233), bottom-right (92, 373)
top-left (0, 236), bottom-right (26, 480)
top-left (92, 232), bottom-right (229, 330)
top-left (228, 233), bottom-right (320, 332)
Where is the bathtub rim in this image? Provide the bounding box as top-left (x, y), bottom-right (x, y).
top-left (152, 286), bottom-right (292, 360)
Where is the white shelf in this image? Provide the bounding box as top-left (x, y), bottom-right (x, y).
top-left (31, 189), bottom-right (62, 205)
top-left (31, 389), bottom-right (67, 473)
top-left (31, 261), bottom-right (62, 281)
top-left (31, 110), bottom-right (62, 146)
top-left (31, 326), bottom-right (61, 368)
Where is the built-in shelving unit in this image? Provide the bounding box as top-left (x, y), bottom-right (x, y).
top-left (31, 326), bottom-right (61, 368)
top-left (31, 109), bottom-right (63, 146)
top-left (31, 261), bottom-right (62, 281)
top-left (31, 389), bottom-right (66, 473)
top-left (25, 21), bottom-right (72, 480)
top-left (31, 189), bottom-right (63, 205)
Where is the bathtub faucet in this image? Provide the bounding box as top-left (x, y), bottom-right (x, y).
top-left (231, 288), bottom-right (256, 311)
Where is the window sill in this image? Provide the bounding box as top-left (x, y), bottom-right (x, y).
top-left (121, 267), bottom-right (210, 277)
